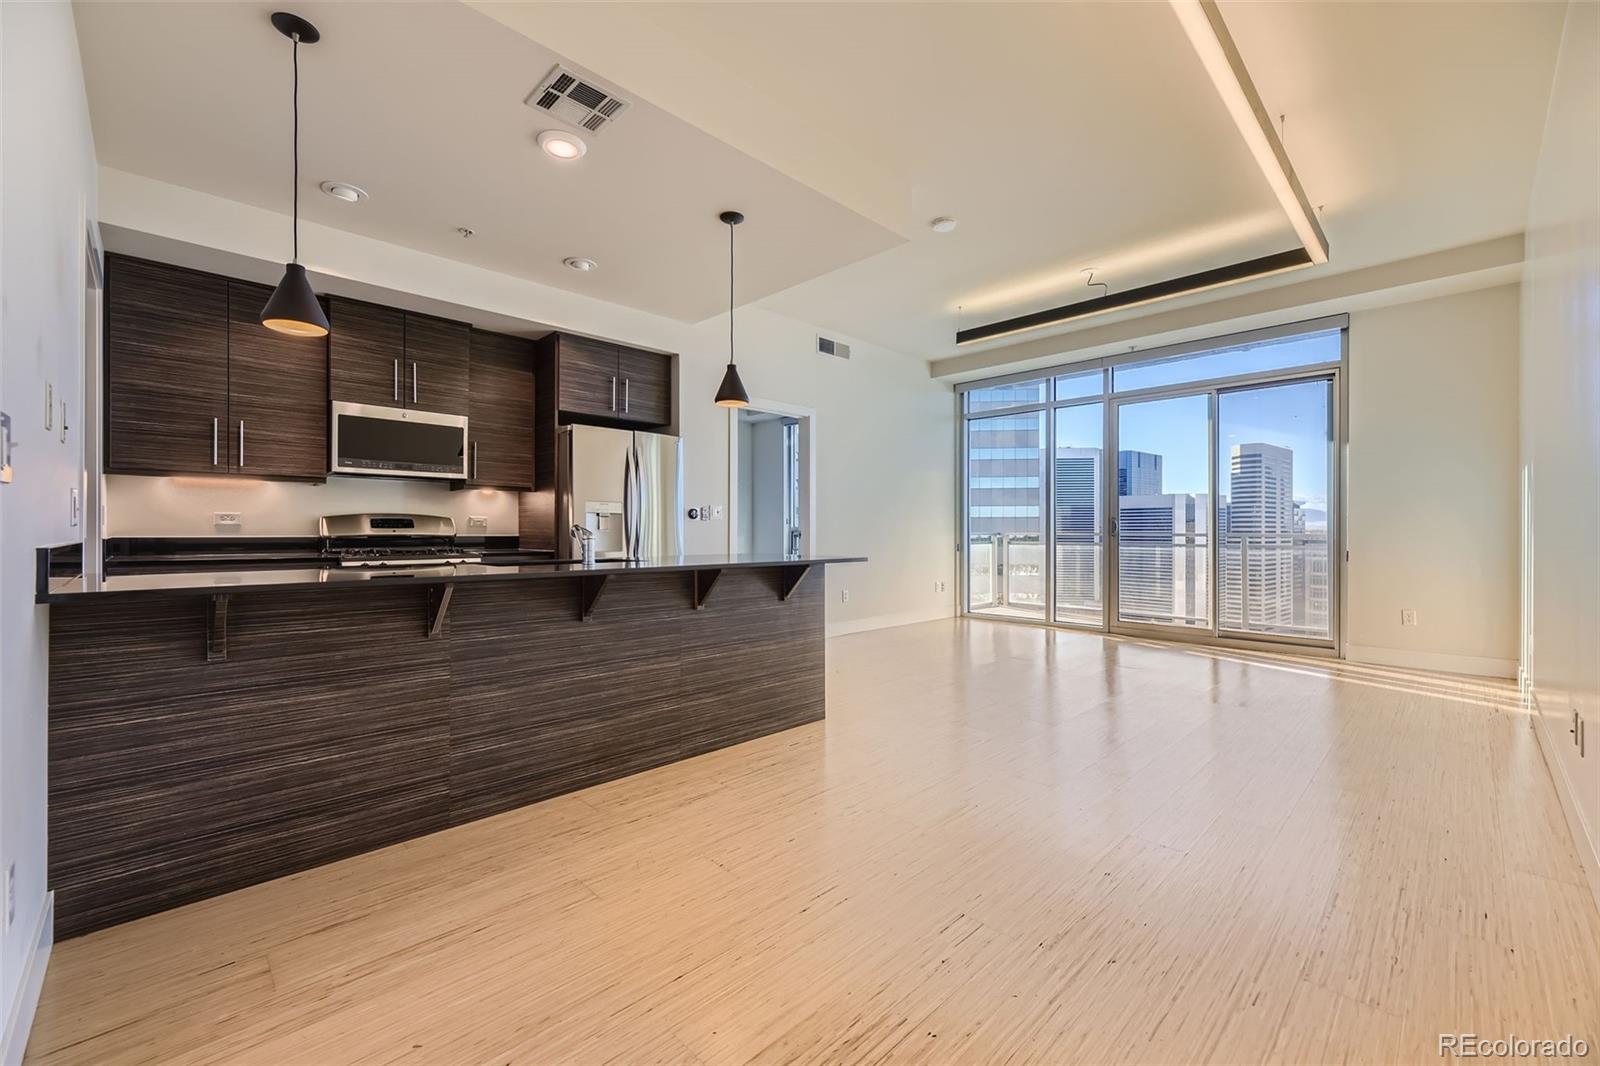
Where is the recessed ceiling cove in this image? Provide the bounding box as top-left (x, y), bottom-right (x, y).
top-left (74, 1), bottom-right (904, 322)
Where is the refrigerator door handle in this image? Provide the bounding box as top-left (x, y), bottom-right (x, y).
top-left (623, 437), bottom-right (641, 559)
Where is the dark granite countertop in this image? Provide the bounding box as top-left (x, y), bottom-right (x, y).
top-left (39, 553), bottom-right (867, 604)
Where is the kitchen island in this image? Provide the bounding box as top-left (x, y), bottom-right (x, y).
top-left (43, 552), bottom-right (863, 937)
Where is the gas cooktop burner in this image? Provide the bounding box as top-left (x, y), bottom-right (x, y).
top-left (336, 546), bottom-right (482, 568)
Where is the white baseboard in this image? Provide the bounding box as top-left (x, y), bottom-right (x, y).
top-left (1, 892), bottom-right (54, 1066)
top-left (827, 606), bottom-right (953, 639)
top-left (1344, 642), bottom-right (1517, 679)
top-left (1529, 689), bottom-right (1600, 916)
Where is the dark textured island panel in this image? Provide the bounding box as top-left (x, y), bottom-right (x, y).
top-left (48, 566), bottom-right (825, 938)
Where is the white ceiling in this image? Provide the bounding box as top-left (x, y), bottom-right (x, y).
top-left (476, 1), bottom-right (1565, 358)
top-left (72, 1), bottom-right (902, 322)
top-left (77, 2), bottom-right (1565, 359)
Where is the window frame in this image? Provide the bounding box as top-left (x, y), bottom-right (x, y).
top-left (955, 314), bottom-right (1348, 655)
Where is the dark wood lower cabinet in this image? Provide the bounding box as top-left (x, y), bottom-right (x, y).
top-left (47, 568), bottom-right (825, 938)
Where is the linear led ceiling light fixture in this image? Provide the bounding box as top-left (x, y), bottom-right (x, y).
top-left (957, 0), bottom-right (1328, 347)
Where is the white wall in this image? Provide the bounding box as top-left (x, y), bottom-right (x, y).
top-left (1521, 0), bottom-right (1599, 895)
top-left (1345, 285), bottom-right (1522, 677)
top-left (97, 170), bottom-right (956, 634)
top-left (0, 5), bottom-right (97, 1059)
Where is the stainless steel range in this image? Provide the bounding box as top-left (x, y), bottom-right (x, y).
top-left (318, 513), bottom-right (482, 568)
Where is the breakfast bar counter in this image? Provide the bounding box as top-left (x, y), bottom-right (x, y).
top-left (44, 551), bottom-right (864, 937)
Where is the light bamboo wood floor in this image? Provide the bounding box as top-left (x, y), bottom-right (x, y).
top-left (26, 620), bottom-right (1600, 1065)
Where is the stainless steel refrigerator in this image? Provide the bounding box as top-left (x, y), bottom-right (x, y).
top-left (556, 425), bottom-right (684, 560)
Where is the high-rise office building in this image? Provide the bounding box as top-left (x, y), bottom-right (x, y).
top-left (1054, 447), bottom-right (1103, 617)
top-left (1117, 492), bottom-right (1210, 626)
top-left (1222, 442), bottom-right (1295, 630)
top-left (1117, 450), bottom-right (1163, 497)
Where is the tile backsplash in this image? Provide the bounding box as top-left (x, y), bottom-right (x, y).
top-left (104, 474), bottom-right (520, 537)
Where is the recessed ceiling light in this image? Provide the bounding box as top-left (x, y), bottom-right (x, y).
top-left (930, 216), bottom-right (959, 233)
top-left (319, 181), bottom-right (367, 203)
top-left (563, 257), bottom-right (598, 272)
top-left (538, 130), bottom-right (587, 160)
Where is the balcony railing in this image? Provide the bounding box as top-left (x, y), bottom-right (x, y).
top-left (1218, 532), bottom-right (1330, 638)
top-left (968, 534), bottom-right (1044, 612)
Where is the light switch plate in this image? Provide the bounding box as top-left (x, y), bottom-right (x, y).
top-left (1401, 609), bottom-right (1418, 627)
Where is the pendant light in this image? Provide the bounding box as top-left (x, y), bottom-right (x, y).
top-left (713, 210), bottom-right (751, 408)
top-left (260, 12), bottom-right (331, 337)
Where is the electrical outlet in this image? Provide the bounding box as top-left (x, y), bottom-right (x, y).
top-left (466, 515), bottom-right (489, 531)
top-left (841, 589), bottom-right (850, 603)
top-left (935, 580), bottom-right (946, 593)
top-left (700, 505), bottom-right (712, 523)
top-left (1401, 609), bottom-right (1418, 627)
top-left (5, 862), bottom-right (14, 930)
top-left (213, 512), bottom-right (243, 529)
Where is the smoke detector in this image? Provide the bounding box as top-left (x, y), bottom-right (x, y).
top-left (525, 64), bottom-right (630, 134)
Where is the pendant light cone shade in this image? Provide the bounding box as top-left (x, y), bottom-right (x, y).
top-left (714, 362), bottom-right (749, 408)
top-left (261, 13), bottom-right (329, 337)
top-left (713, 210), bottom-right (750, 408)
top-left (261, 263), bottom-right (329, 336)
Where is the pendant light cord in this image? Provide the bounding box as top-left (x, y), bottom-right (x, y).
top-left (727, 220), bottom-right (735, 367)
top-left (291, 34), bottom-right (300, 263)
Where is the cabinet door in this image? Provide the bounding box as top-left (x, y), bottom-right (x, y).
top-left (616, 346), bottom-right (673, 426)
top-left (329, 297), bottom-right (404, 408)
top-left (106, 256), bottom-right (229, 475)
top-left (467, 331), bottom-right (534, 489)
top-left (555, 335), bottom-right (619, 419)
top-left (227, 281), bottom-right (329, 479)
top-left (403, 315), bottom-right (470, 417)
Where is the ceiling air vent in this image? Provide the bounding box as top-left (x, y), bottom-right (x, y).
top-left (817, 335), bottom-right (851, 360)
top-left (525, 64), bottom-right (630, 134)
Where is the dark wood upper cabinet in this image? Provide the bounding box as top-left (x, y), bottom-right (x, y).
top-left (555, 335), bottom-right (621, 420)
top-left (329, 297), bottom-right (404, 408)
top-left (615, 346), bottom-right (672, 425)
top-left (329, 298), bottom-right (468, 417)
top-left (549, 333), bottom-right (674, 427)
top-left (403, 314), bottom-right (470, 417)
top-left (467, 330), bottom-right (534, 490)
top-left (226, 281), bottom-right (329, 479)
top-left (106, 256), bottom-right (230, 476)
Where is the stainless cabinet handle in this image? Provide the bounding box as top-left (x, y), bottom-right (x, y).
top-left (624, 379), bottom-right (630, 414)
top-left (212, 417), bottom-right (219, 466)
top-left (412, 362), bottom-right (418, 404)
top-left (610, 376), bottom-right (617, 412)
top-left (238, 420), bottom-right (245, 467)
top-left (393, 359), bottom-right (399, 402)
top-left (471, 441), bottom-right (478, 480)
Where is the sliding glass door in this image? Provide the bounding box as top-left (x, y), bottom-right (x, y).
top-left (959, 318), bottom-right (1343, 651)
top-left (1111, 392), bottom-right (1213, 630)
top-left (1216, 378), bottom-right (1335, 641)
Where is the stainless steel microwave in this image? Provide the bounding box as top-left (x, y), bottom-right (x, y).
top-left (330, 401), bottom-right (468, 479)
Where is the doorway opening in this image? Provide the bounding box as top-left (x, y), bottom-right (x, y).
top-left (728, 400), bottom-right (813, 558)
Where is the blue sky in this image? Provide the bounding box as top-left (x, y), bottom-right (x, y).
top-left (1075, 379), bottom-right (1331, 508)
